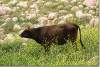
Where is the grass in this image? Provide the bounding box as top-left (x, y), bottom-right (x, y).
top-left (0, 26), bottom-right (98, 66)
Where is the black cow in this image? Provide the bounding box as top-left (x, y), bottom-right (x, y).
top-left (20, 23), bottom-right (85, 52)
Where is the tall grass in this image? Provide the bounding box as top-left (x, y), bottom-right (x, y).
top-left (0, 26), bottom-right (98, 65)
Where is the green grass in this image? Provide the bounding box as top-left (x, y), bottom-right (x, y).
top-left (0, 26), bottom-right (98, 66)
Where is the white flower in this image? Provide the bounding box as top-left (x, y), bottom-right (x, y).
top-left (17, 1), bottom-right (28, 8)
top-left (75, 10), bottom-right (84, 18)
top-left (12, 17), bottom-right (18, 22)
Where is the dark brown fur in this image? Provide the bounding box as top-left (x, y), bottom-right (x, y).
top-left (20, 23), bottom-right (85, 52)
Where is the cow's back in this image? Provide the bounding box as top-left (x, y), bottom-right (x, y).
top-left (34, 23), bottom-right (79, 44)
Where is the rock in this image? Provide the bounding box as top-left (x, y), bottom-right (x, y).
top-left (17, 1), bottom-right (28, 8)
top-left (0, 5), bottom-right (11, 16)
top-left (12, 17), bottom-right (18, 22)
top-left (13, 24), bottom-right (21, 31)
top-left (48, 12), bottom-right (58, 20)
top-left (89, 17), bottom-right (98, 27)
top-left (83, 0), bottom-right (96, 7)
top-left (38, 15), bottom-right (49, 26)
top-left (71, 6), bottom-right (79, 12)
top-left (75, 10), bottom-right (84, 18)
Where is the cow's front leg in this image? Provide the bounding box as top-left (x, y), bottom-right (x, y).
top-left (43, 44), bottom-right (51, 53)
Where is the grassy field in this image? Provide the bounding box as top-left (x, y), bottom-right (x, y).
top-left (0, 0), bottom-right (98, 66)
top-left (0, 26), bottom-right (98, 66)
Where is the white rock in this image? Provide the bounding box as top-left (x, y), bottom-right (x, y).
top-left (71, 6), bottom-right (79, 12)
top-left (83, 0), bottom-right (96, 7)
top-left (26, 14), bottom-right (36, 20)
top-left (48, 12), bottom-right (57, 20)
top-left (61, 0), bottom-right (69, 3)
top-left (89, 10), bottom-right (95, 15)
top-left (13, 24), bottom-right (21, 31)
top-left (71, 0), bottom-right (77, 3)
top-left (38, 16), bottom-right (48, 26)
top-left (30, 3), bottom-right (38, 9)
top-left (65, 14), bottom-right (73, 18)
top-left (17, 1), bottom-right (28, 8)
top-left (9, 0), bottom-right (17, 5)
top-left (0, 5), bottom-right (11, 15)
top-left (58, 20), bottom-right (66, 24)
top-left (12, 17), bottom-right (18, 22)
top-left (4, 34), bottom-right (15, 42)
top-left (78, 5), bottom-right (84, 9)
top-left (89, 17), bottom-right (98, 27)
top-left (45, 2), bottom-right (52, 6)
top-left (75, 10), bottom-right (84, 18)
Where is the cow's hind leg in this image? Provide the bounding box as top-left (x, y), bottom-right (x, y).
top-left (72, 42), bottom-right (78, 51)
top-left (71, 39), bottom-right (78, 51)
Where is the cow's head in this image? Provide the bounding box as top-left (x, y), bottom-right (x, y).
top-left (20, 26), bottom-right (32, 38)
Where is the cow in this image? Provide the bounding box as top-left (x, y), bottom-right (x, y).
top-left (20, 23), bottom-right (85, 52)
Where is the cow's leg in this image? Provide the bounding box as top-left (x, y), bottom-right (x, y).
top-left (72, 41), bottom-right (78, 51)
top-left (43, 44), bottom-right (50, 52)
top-left (71, 38), bottom-right (78, 51)
top-left (57, 37), bottom-right (66, 45)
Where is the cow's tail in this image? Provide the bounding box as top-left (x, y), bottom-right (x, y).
top-left (78, 26), bottom-right (86, 49)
